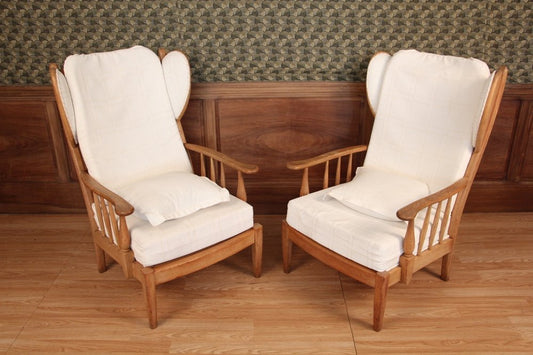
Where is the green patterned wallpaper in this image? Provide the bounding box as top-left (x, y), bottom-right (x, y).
top-left (1, 0), bottom-right (531, 85)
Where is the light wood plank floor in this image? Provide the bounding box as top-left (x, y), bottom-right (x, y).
top-left (0, 213), bottom-right (531, 354)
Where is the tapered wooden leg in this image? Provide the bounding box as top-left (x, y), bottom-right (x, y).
top-left (94, 242), bottom-right (107, 273)
top-left (373, 271), bottom-right (390, 331)
top-left (141, 267), bottom-right (157, 329)
top-left (441, 253), bottom-right (453, 281)
top-left (252, 223), bottom-right (263, 278)
top-left (281, 221), bottom-right (293, 274)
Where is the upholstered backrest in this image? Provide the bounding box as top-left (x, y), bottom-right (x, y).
top-left (364, 49), bottom-right (493, 192)
top-left (63, 45), bottom-right (192, 189)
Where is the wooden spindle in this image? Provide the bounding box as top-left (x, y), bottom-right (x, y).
top-left (428, 202), bottom-right (443, 250)
top-left (220, 163), bottom-right (226, 188)
top-left (346, 154), bottom-right (353, 182)
top-left (93, 193), bottom-right (104, 234)
top-left (209, 157), bottom-right (216, 181)
top-left (323, 161), bottom-right (329, 189)
top-left (109, 205), bottom-right (120, 245)
top-left (200, 153), bottom-right (206, 177)
top-left (300, 168), bottom-right (309, 196)
top-left (335, 157), bottom-right (341, 185)
top-left (237, 171), bottom-right (247, 201)
top-left (439, 197), bottom-right (453, 243)
top-left (418, 207), bottom-right (432, 255)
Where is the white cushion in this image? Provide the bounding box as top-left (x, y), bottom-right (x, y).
top-left (128, 195), bottom-right (253, 267)
top-left (63, 45), bottom-right (192, 190)
top-left (364, 49), bottom-right (492, 192)
top-left (162, 50), bottom-right (191, 119)
top-left (55, 69), bottom-right (77, 143)
top-left (116, 172), bottom-right (230, 226)
top-left (328, 167), bottom-right (429, 221)
top-left (366, 52), bottom-right (391, 114)
top-left (287, 188), bottom-right (447, 272)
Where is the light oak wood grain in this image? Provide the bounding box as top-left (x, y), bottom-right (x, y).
top-left (0, 213), bottom-right (531, 354)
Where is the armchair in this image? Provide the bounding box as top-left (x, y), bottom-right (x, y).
top-left (282, 49), bottom-right (507, 331)
top-left (49, 45), bottom-right (263, 328)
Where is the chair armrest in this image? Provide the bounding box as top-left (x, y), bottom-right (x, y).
top-left (287, 145), bottom-right (367, 170)
top-left (80, 172), bottom-right (134, 253)
top-left (80, 172), bottom-right (134, 216)
top-left (185, 143), bottom-right (259, 201)
top-left (396, 178), bottom-right (468, 221)
top-left (396, 178), bottom-right (469, 276)
top-left (185, 143), bottom-right (259, 174)
top-left (286, 145), bottom-right (368, 196)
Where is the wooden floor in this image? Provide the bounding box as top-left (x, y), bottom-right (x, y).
top-left (0, 213), bottom-right (532, 354)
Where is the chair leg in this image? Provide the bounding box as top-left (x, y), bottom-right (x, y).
top-left (252, 223), bottom-right (263, 278)
top-left (441, 253), bottom-right (453, 281)
top-left (281, 221), bottom-right (293, 273)
top-left (373, 271), bottom-right (390, 331)
top-left (94, 242), bottom-right (107, 273)
top-left (141, 267), bottom-right (157, 329)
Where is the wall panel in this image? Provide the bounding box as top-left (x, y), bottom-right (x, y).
top-left (0, 83), bottom-right (531, 214)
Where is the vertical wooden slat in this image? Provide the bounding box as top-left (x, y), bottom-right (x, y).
top-left (108, 205), bottom-right (120, 245)
top-left (200, 153), bottom-right (206, 177)
top-left (428, 202), bottom-right (443, 250)
top-left (439, 197), bottom-right (453, 243)
top-left (335, 157), bottom-right (341, 185)
top-left (93, 194), bottom-right (104, 234)
top-left (417, 207), bottom-right (432, 255)
top-left (101, 199), bottom-right (114, 244)
top-left (300, 168), bottom-right (309, 196)
top-left (323, 161), bottom-right (329, 189)
top-left (237, 171), bottom-right (247, 201)
top-left (346, 154), bottom-right (353, 182)
top-left (209, 157), bottom-right (216, 181)
top-left (220, 163), bottom-right (226, 188)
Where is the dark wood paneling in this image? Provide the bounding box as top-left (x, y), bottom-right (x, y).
top-left (466, 181), bottom-right (533, 212)
top-left (181, 99), bottom-right (205, 146)
top-left (0, 83), bottom-right (532, 213)
top-left (476, 99), bottom-right (520, 180)
top-left (0, 102), bottom-right (58, 181)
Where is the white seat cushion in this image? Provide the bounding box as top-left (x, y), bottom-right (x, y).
top-left (287, 187), bottom-right (447, 272)
top-left (128, 195), bottom-right (253, 267)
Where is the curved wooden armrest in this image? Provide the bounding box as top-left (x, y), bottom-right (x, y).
top-left (185, 143), bottom-right (259, 174)
top-left (287, 145), bottom-right (368, 170)
top-left (397, 178), bottom-right (468, 221)
top-left (79, 172), bottom-right (134, 216)
top-left (287, 145), bottom-right (367, 196)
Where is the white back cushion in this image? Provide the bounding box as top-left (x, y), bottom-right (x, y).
top-left (364, 49), bottom-right (492, 192)
top-left (63, 46), bottom-right (192, 189)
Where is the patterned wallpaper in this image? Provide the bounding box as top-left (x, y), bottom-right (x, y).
top-left (1, 0), bottom-right (531, 85)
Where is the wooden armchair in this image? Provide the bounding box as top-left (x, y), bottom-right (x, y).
top-left (49, 45), bottom-right (262, 328)
top-left (282, 50), bottom-right (507, 331)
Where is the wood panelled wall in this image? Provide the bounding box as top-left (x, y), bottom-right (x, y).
top-left (0, 83), bottom-right (532, 214)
